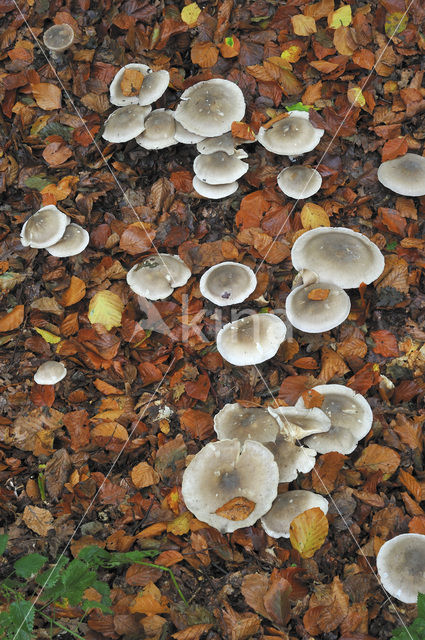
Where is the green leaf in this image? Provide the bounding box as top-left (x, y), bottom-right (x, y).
top-left (285, 102), bottom-right (315, 112)
top-left (385, 11), bottom-right (408, 38)
top-left (60, 560), bottom-right (97, 606)
top-left (39, 121), bottom-right (73, 142)
top-left (24, 175), bottom-right (51, 191)
top-left (102, 549), bottom-right (159, 566)
top-left (14, 553), bottom-right (47, 579)
top-left (77, 546), bottom-right (111, 567)
top-left (7, 600), bottom-right (34, 640)
top-left (417, 592), bottom-right (425, 618)
top-left (0, 533), bottom-right (8, 556)
top-left (36, 556), bottom-right (68, 589)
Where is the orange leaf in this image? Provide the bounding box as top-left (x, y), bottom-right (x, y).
top-left (185, 373), bottom-right (210, 402)
top-left (93, 378), bottom-right (124, 395)
top-left (61, 276), bottom-right (86, 307)
top-left (180, 408), bottom-right (213, 440)
top-left (301, 388), bottom-right (324, 408)
top-left (409, 516), bottom-right (425, 534)
top-left (31, 83), bottom-right (61, 110)
top-left (292, 357), bottom-right (318, 370)
top-left (355, 444), bottom-right (400, 478)
top-left (120, 68), bottom-right (144, 96)
top-left (312, 452), bottom-right (346, 494)
top-left (170, 169), bottom-right (193, 193)
top-left (371, 330), bottom-right (399, 357)
top-left (290, 507), bottom-right (328, 558)
top-left (307, 288), bottom-right (329, 300)
top-left (119, 223), bottom-right (156, 255)
top-left (42, 141), bottom-right (72, 167)
top-left (131, 461), bottom-right (160, 488)
top-left (352, 48), bottom-right (375, 70)
top-left (219, 36), bottom-right (241, 58)
top-left (310, 60), bottom-right (338, 73)
top-left (30, 383), bottom-right (55, 408)
top-left (231, 121), bottom-right (256, 141)
top-left (381, 137), bottom-right (408, 162)
top-left (172, 624), bottom-right (214, 640)
top-left (0, 305), bottom-right (24, 332)
top-left (346, 362), bottom-right (380, 394)
top-left (291, 14), bottom-right (316, 36)
top-left (399, 469), bottom-right (422, 503)
top-left (156, 549), bottom-right (184, 567)
top-left (191, 42), bottom-right (219, 68)
top-left (215, 496), bottom-right (256, 521)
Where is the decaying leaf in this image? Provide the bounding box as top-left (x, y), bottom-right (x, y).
top-left (22, 505), bottom-right (54, 536)
top-left (120, 69), bottom-right (144, 96)
top-left (215, 496), bottom-right (256, 521)
top-left (289, 507), bottom-right (328, 558)
top-left (308, 288), bottom-right (329, 300)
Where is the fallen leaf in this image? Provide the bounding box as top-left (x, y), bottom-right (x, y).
top-left (308, 288), bottom-right (330, 300)
top-left (88, 290), bottom-right (124, 331)
top-left (0, 305), bottom-right (24, 332)
top-left (61, 276), bottom-right (86, 307)
top-left (300, 203), bottom-right (330, 229)
top-left (215, 496), bottom-right (256, 521)
top-left (120, 68), bottom-right (144, 96)
top-left (355, 444), bottom-right (400, 479)
top-left (221, 602), bottom-right (261, 640)
top-left (181, 2), bottom-right (202, 26)
top-left (328, 5), bottom-right (352, 28)
top-left (131, 461), bottom-right (160, 488)
top-left (292, 15), bottom-right (316, 36)
top-left (31, 83), bottom-right (61, 110)
top-left (231, 121), bottom-right (256, 141)
top-left (289, 507), bottom-right (328, 558)
top-left (23, 505), bottom-right (53, 536)
top-left (371, 330), bottom-right (399, 357)
top-left (42, 141), bottom-right (72, 167)
top-left (191, 42), bottom-right (219, 68)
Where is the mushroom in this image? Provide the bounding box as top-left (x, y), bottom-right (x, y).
top-left (196, 133), bottom-right (236, 156)
top-left (46, 223), bottom-right (89, 257)
top-left (376, 533), bottom-right (425, 604)
top-left (296, 384), bottom-right (373, 455)
top-left (261, 490), bottom-right (329, 538)
top-left (268, 406), bottom-right (331, 440)
top-left (285, 281), bottom-right (351, 333)
top-left (174, 78), bottom-right (245, 137)
top-left (192, 176), bottom-right (238, 199)
top-left (200, 262), bottom-right (257, 306)
top-left (174, 121), bottom-right (205, 144)
top-left (291, 227), bottom-right (385, 289)
top-left (182, 439), bottom-right (279, 533)
top-left (193, 150), bottom-right (248, 184)
top-left (258, 112), bottom-right (324, 156)
top-left (277, 165), bottom-right (322, 199)
top-left (34, 361), bottom-right (67, 385)
top-left (102, 105), bottom-right (152, 143)
top-left (126, 253), bottom-right (191, 300)
top-left (377, 153), bottom-right (425, 197)
top-left (214, 403), bottom-right (280, 444)
top-left (110, 64), bottom-right (169, 107)
top-left (135, 109), bottom-right (177, 150)
top-left (43, 24), bottom-right (74, 57)
top-left (216, 313), bottom-right (287, 366)
top-left (264, 436), bottom-right (317, 483)
top-left (21, 206), bottom-right (70, 249)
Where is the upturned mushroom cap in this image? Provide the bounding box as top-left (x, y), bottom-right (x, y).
top-left (126, 253), bottom-right (191, 300)
top-left (277, 165), bottom-right (322, 199)
top-left (261, 490), bottom-right (329, 538)
top-left (109, 63), bottom-right (150, 106)
top-left (291, 227), bottom-right (385, 289)
top-left (268, 406), bottom-right (331, 440)
top-left (110, 64), bottom-right (169, 107)
top-left (21, 206), bottom-right (70, 249)
top-left (46, 223), bottom-right (89, 257)
top-left (265, 436), bottom-right (316, 483)
top-left (196, 133), bottom-right (236, 156)
top-left (174, 78), bottom-right (246, 137)
top-left (182, 439), bottom-right (279, 533)
top-left (102, 105), bottom-right (152, 143)
top-left (137, 69), bottom-right (169, 107)
top-left (135, 109), bottom-right (177, 150)
top-left (192, 176), bottom-right (238, 199)
top-left (193, 151), bottom-right (248, 184)
top-left (377, 153), bottom-right (425, 197)
top-left (376, 533), bottom-right (425, 604)
top-left (285, 281), bottom-right (351, 333)
top-left (200, 262), bottom-right (257, 306)
top-left (217, 313), bottom-right (287, 366)
top-left (174, 121), bottom-right (205, 144)
top-left (214, 404), bottom-right (280, 444)
top-left (34, 361), bottom-right (67, 385)
top-left (258, 112), bottom-right (324, 156)
top-left (296, 384), bottom-right (373, 455)
top-left (43, 24), bottom-right (74, 54)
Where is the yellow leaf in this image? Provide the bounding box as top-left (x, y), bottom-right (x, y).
top-left (329, 5), bottom-right (352, 28)
top-left (347, 87), bottom-right (366, 107)
top-left (167, 512), bottom-right (193, 535)
top-left (291, 14), bottom-right (317, 36)
top-left (281, 45), bottom-right (302, 63)
top-left (289, 507), bottom-right (328, 558)
top-left (88, 290), bottom-right (123, 331)
top-left (181, 2), bottom-right (201, 25)
top-left (300, 203), bottom-right (330, 229)
top-left (31, 115), bottom-right (50, 136)
top-left (34, 327), bottom-right (61, 344)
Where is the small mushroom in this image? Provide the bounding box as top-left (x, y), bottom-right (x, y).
top-left (217, 313), bottom-right (287, 366)
top-left (174, 78), bottom-right (245, 137)
top-left (376, 533), bottom-right (425, 604)
top-left (196, 133), bottom-right (236, 156)
top-left (102, 105), bottom-right (152, 143)
top-left (291, 227), bottom-right (385, 289)
top-left (182, 439), bottom-right (279, 533)
top-left (192, 176), bottom-right (238, 199)
top-left (377, 153), bottom-right (425, 197)
top-left (264, 436), bottom-right (317, 483)
top-left (193, 150), bottom-right (248, 184)
top-left (135, 109), bottom-right (177, 150)
top-left (214, 403), bottom-right (280, 444)
top-left (126, 253), bottom-right (191, 300)
top-left (200, 262), bottom-right (257, 306)
top-left (43, 24), bottom-right (74, 56)
top-left (110, 64), bottom-right (169, 107)
top-left (46, 223), bottom-right (89, 257)
top-left (174, 121), bottom-right (205, 144)
top-left (261, 490), bottom-right (329, 538)
top-left (258, 112), bottom-right (324, 156)
top-left (34, 361), bottom-right (67, 385)
top-left (277, 165), bottom-right (322, 199)
top-left (21, 206), bottom-right (70, 249)
top-left (285, 281), bottom-right (351, 333)
top-left (268, 406), bottom-right (331, 440)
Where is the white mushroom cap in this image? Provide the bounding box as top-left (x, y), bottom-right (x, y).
top-left (21, 206), bottom-right (70, 249)
top-left (109, 63), bottom-right (150, 106)
top-left (214, 403), bottom-right (280, 444)
top-left (102, 105), bottom-right (152, 143)
top-left (192, 176), bottom-right (238, 199)
top-left (135, 109), bottom-right (177, 150)
top-left (277, 165), bottom-right (322, 199)
top-left (296, 384), bottom-right (373, 455)
top-left (291, 227), bottom-right (385, 289)
top-left (46, 223), bottom-right (89, 257)
top-left (261, 490), bottom-right (329, 539)
top-left (268, 406), bottom-right (331, 441)
top-left (110, 64), bottom-right (169, 107)
top-left (174, 121), bottom-right (205, 144)
top-left (377, 153), bottom-right (425, 197)
top-left (285, 282), bottom-right (351, 333)
top-left (34, 361), bottom-right (67, 385)
top-left (196, 133), bottom-right (236, 156)
top-left (376, 533), bottom-right (425, 604)
top-left (174, 78), bottom-right (246, 137)
top-left (137, 69), bottom-right (169, 107)
top-left (43, 24), bottom-right (74, 54)
top-left (264, 436), bottom-right (316, 483)
top-left (200, 262), bottom-right (257, 306)
top-left (217, 313), bottom-right (287, 366)
top-left (258, 112), bottom-right (324, 156)
top-left (126, 253), bottom-right (191, 300)
top-left (193, 151), bottom-right (248, 184)
top-left (182, 439), bottom-right (279, 533)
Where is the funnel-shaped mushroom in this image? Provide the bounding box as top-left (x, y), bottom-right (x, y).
top-left (110, 64), bottom-right (169, 107)
top-left (261, 490), bottom-right (329, 538)
top-left (182, 439), bottom-right (279, 533)
top-left (258, 112), bottom-right (324, 156)
top-left (102, 105), bottom-right (152, 143)
top-left (197, 133), bottom-right (236, 156)
top-left (265, 436), bottom-right (317, 483)
top-left (214, 404), bottom-right (280, 444)
top-left (136, 109), bottom-right (177, 150)
top-left (34, 361), bottom-right (67, 385)
top-left (46, 223), bottom-right (89, 257)
top-left (43, 24), bottom-right (74, 55)
top-left (291, 227), bottom-right (385, 289)
top-left (174, 121), bottom-right (205, 144)
top-left (217, 313), bottom-right (287, 366)
top-left (194, 151), bottom-right (248, 184)
top-left (21, 206), bottom-right (70, 249)
top-left (126, 254), bottom-right (191, 300)
top-left (377, 533), bottom-right (425, 604)
top-left (192, 176), bottom-right (238, 199)
top-left (377, 153), bottom-right (425, 197)
top-left (200, 262), bottom-right (257, 306)
top-left (277, 165), bottom-right (322, 199)
top-left (268, 406), bottom-right (331, 440)
top-left (285, 281), bottom-right (351, 333)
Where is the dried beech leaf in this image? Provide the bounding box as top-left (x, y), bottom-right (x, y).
top-left (215, 496), bottom-right (256, 521)
top-left (120, 69), bottom-right (144, 96)
top-left (289, 507), bottom-right (328, 558)
top-left (23, 505), bottom-right (53, 537)
top-left (308, 288), bottom-right (330, 300)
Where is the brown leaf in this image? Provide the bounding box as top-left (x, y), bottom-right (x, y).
top-left (119, 223), bottom-right (156, 255)
top-left (399, 469), bottom-right (422, 503)
top-left (185, 373), bottom-right (210, 402)
top-left (42, 141), bottom-right (72, 167)
top-left (215, 496), bottom-right (256, 521)
top-left (231, 121), bottom-right (256, 141)
top-left (23, 505), bottom-right (53, 536)
top-left (371, 330), bottom-right (399, 357)
top-left (381, 137), bottom-right (408, 162)
top-left (180, 409), bottom-right (213, 440)
top-left (355, 444), bottom-right (400, 478)
top-left (291, 14), bottom-right (316, 36)
top-left (61, 276), bottom-right (86, 307)
top-left (120, 68), bottom-right (144, 96)
top-left (241, 573), bottom-right (269, 618)
top-left (30, 383), bottom-right (55, 408)
top-left (0, 304), bottom-right (24, 332)
top-left (131, 461), bottom-right (160, 488)
top-left (319, 345), bottom-right (349, 383)
top-left (125, 563), bottom-right (162, 586)
top-left (312, 452), bottom-right (347, 494)
top-left (172, 624), bottom-right (214, 640)
top-left (221, 602), bottom-right (261, 640)
top-left (308, 288), bottom-right (329, 300)
top-left (263, 576), bottom-right (291, 626)
top-left (31, 83), bottom-right (61, 110)
top-left (346, 363), bottom-right (380, 394)
top-left (191, 42), bottom-right (219, 68)
top-left (279, 375), bottom-right (311, 404)
top-left (375, 254), bottom-right (409, 294)
top-left (301, 388), bottom-right (324, 408)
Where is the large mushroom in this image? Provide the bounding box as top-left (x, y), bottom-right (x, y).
top-left (376, 533), bottom-right (425, 604)
top-left (277, 165), bottom-right (322, 199)
top-left (192, 177), bottom-right (238, 200)
top-left (21, 206), bottom-right (70, 249)
top-left (377, 153), bottom-right (425, 197)
top-left (258, 112), bottom-right (324, 156)
top-left (214, 404), bottom-right (280, 444)
top-left (261, 490), bottom-right (329, 538)
top-left (268, 406), bottom-right (331, 440)
top-left (126, 254), bottom-right (191, 300)
top-left (193, 150), bottom-right (248, 185)
top-left (46, 223), bottom-right (89, 257)
top-left (135, 109), bottom-right (177, 150)
top-left (102, 105), bottom-right (152, 143)
top-left (200, 262), bottom-right (257, 306)
top-left (285, 281), bottom-right (351, 333)
top-left (110, 64), bottom-right (169, 107)
top-left (217, 313), bottom-right (287, 366)
top-left (265, 436), bottom-right (317, 483)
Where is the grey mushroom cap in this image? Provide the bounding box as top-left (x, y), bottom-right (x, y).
top-left (46, 223), bottom-right (89, 257)
top-left (217, 313), bottom-right (287, 366)
top-left (192, 176), bottom-right (238, 199)
top-left (194, 151), bottom-right (248, 184)
top-left (214, 404), bottom-right (280, 444)
top-left (261, 490), bottom-right (329, 539)
top-left (376, 533), bottom-right (425, 604)
top-left (34, 361), bottom-right (67, 385)
top-left (110, 65), bottom-right (169, 107)
top-left (137, 69), bottom-right (169, 107)
top-left (285, 281), bottom-right (351, 333)
top-left (197, 133), bottom-right (236, 156)
top-left (291, 227), bottom-right (385, 289)
top-left (43, 24), bottom-right (74, 54)
top-left (258, 112), bottom-right (324, 156)
top-left (182, 438), bottom-right (279, 533)
top-left (126, 253), bottom-right (191, 300)
top-left (268, 406), bottom-right (331, 441)
top-left (21, 206), bottom-right (70, 249)
top-left (109, 63), bottom-right (150, 106)
top-left (296, 384), bottom-right (373, 455)
top-left (135, 109), bottom-right (177, 150)
top-left (265, 436), bottom-right (316, 483)
top-left (200, 262), bottom-right (257, 306)
top-left (102, 105), bottom-right (152, 143)
top-left (174, 78), bottom-right (246, 137)
top-left (277, 165), bottom-right (322, 199)
top-left (377, 153), bottom-right (425, 197)
top-left (174, 121), bottom-right (205, 144)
